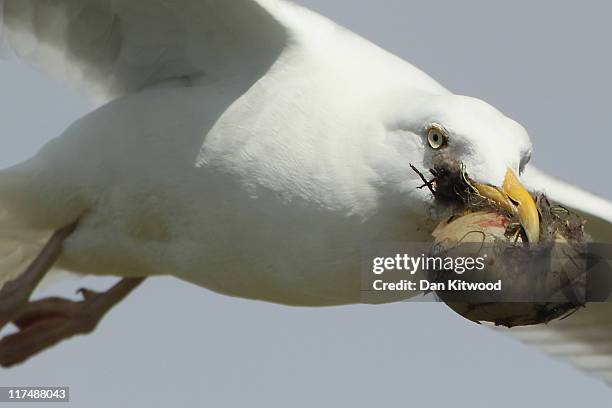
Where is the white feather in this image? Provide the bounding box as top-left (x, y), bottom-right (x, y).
top-left (523, 164), bottom-right (612, 242)
top-left (0, 0), bottom-right (290, 102)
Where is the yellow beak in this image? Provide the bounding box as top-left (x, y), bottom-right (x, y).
top-left (472, 169), bottom-right (540, 244)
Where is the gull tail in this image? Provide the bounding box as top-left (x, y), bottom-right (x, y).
top-left (0, 218), bottom-right (52, 289)
top-left (0, 169), bottom-right (59, 290)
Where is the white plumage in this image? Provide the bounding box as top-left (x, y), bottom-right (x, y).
top-left (1, 0), bottom-right (612, 383)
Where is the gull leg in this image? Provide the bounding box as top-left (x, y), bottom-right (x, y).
top-left (0, 277), bottom-right (145, 367)
top-left (0, 222), bottom-right (78, 330)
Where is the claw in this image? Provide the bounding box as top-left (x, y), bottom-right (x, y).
top-left (76, 288), bottom-right (99, 300)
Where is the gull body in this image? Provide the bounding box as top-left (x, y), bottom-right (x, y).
top-left (0, 0), bottom-right (532, 305)
top-left (1, 0), bottom-right (612, 381)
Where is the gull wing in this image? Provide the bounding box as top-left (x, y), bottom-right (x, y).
top-left (504, 165), bottom-right (612, 385)
top-left (522, 164), bottom-right (612, 243)
top-left (0, 0), bottom-right (291, 102)
top-left (496, 304), bottom-right (612, 385)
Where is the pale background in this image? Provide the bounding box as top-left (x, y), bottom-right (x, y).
top-left (1, 0), bottom-right (612, 406)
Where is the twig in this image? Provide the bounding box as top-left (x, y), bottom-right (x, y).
top-left (409, 163), bottom-right (436, 196)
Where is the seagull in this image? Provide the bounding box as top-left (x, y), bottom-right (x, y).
top-left (0, 0), bottom-right (611, 380)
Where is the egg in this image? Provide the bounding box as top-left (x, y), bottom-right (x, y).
top-left (428, 200), bottom-right (588, 327)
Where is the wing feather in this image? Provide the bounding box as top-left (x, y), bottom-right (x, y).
top-left (0, 0), bottom-right (290, 101)
top-left (522, 164), bottom-right (612, 243)
top-left (497, 304), bottom-right (612, 385)
top-left (504, 165), bottom-right (612, 385)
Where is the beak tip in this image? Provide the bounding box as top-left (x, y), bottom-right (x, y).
top-left (502, 168), bottom-right (541, 244)
top-left (526, 226), bottom-right (540, 245)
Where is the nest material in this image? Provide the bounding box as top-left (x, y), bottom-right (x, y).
top-left (413, 159), bottom-right (588, 327)
top-left (412, 156), bottom-right (515, 223)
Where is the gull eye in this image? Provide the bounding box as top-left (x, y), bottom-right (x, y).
top-left (427, 126), bottom-right (448, 150)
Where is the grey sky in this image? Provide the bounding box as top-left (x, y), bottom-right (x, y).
top-left (1, 1), bottom-right (612, 406)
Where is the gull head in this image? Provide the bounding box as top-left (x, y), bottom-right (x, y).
top-left (373, 93), bottom-right (538, 241)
